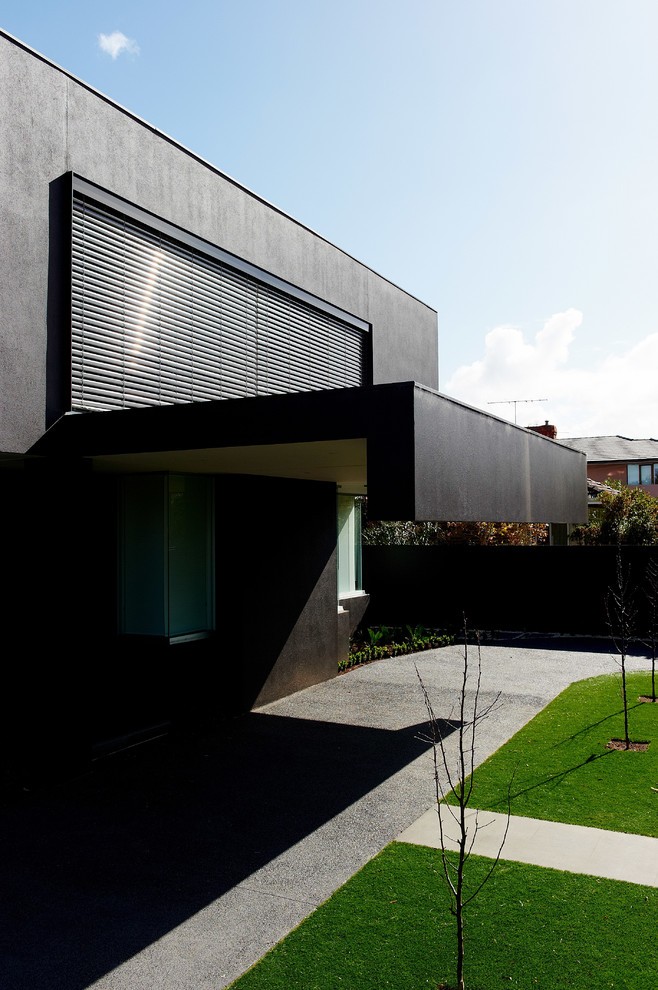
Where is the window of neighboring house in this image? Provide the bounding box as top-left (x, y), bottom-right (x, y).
top-left (627, 464), bottom-right (658, 486)
top-left (337, 494), bottom-right (362, 597)
top-left (119, 474), bottom-right (214, 641)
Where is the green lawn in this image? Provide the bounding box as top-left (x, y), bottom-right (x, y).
top-left (446, 671), bottom-right (658, 836)
top-left (230, 842), bottom-right (658, 990)
top-left (229, 672), bottom-right (658, 989)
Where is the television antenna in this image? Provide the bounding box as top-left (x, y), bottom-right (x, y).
top-left (487, 398), bottom-right (548, 425)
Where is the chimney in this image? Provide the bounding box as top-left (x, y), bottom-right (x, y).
top-left (528, 420), bottom-right (557, 440)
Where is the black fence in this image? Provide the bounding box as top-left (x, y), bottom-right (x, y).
top-left (362, 545), bottom-right (658, 636)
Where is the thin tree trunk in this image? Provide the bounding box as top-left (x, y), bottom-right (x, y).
top-left (456, 798), bottom-right (466, 989)
top-left (416, 633), bottom-right (510, 990)
top-left (456, 903), bottom-right (465, 990)
top-left (621, 658), bottom-right (630, 749)
top-left (607, 547), bottom-right (635, 748)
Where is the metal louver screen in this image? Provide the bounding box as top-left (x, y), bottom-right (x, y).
top-left (71, 197), bottom-right (367, 411)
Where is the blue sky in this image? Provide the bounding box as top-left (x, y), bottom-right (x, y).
top-left (3, 1), bottom-right (658, 437)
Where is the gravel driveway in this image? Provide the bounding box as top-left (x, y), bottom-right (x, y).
top-left (2, 637), bottom-right (650, 990)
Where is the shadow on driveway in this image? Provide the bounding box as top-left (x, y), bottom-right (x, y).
top-left (1, 710), bottom-right (449, 990)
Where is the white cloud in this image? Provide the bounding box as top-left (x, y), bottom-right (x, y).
top-left (444, 309), bottom-right (658, 439)
top-left (98, 31), bottom-right (140, 60)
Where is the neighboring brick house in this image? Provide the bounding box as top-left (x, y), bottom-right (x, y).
top-left (560, 436), bottom-right (658, 498)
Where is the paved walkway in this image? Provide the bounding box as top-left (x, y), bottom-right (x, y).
top-left (2, 638), bottom-right (653, 989)
top-left (398, 804), bottom-right (658, 887)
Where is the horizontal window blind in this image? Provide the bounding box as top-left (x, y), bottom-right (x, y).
top-left (71, 197), bottom-right (367, 411)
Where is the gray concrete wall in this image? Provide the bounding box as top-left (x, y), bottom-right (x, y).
top-left (215, 476), bottom-right (340, 709)
top-left (412, 387), bottom-right (588, 523)
top-left (0, 32), bottom-right (438, 453)
top-left (363, 383), bottom-right (587, 524)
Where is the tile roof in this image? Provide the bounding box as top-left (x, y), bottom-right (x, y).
top-left (587, 477), bottom-right (618, 498)
top-left (560, 435), bottom-right (658, 462)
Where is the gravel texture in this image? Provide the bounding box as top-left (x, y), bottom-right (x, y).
top-left (2, 637), bottom-right (650, 990)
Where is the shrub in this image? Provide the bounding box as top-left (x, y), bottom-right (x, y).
top-left (339, 626), bottom-right (453, 672)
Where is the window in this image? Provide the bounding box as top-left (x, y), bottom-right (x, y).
top-left (119, 474), bottom-right (214, 641)
top-left (337, 495), bottom-right (362, 597)
top-left (71, 186), bottom-right (368, 412)
top-left (627, 464), bottom-right (658, 486)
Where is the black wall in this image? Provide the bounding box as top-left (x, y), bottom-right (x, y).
top-left (215, 475), bottom-right (339, 710)
top-left (363, 545), bottom-right (658, 636)
top-left (1, 467), bottom-right (340, 788)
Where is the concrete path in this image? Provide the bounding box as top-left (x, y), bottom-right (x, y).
top-left (2, 638), bottom-right (653, 990)
top-left (398, 804), bottom-right (658, 887)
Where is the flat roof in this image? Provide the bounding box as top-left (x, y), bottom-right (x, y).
top-left (0, 27), bottom-right (436, 316)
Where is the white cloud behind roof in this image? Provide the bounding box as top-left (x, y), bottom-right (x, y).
top-left (98, 31), bottom-right (139, 60)
top-left (445, 310), bottom-right (658, 440)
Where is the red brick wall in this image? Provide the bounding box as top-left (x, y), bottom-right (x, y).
top-left (588, 463), bottom-right (625, 484)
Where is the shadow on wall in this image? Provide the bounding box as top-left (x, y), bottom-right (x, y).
top-left (2, 470), bottom-right (343, 785)
top-left (0, 711), bottom-right (447, 990)
top-left (216, 475), bottom-right (341, 710)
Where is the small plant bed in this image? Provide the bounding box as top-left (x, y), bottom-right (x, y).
top-left (606, 738), bottom-right (650, 752)
top-left (340, 624), bottom-right (453, 673)
top-left (228, 843), bottom-right (658, 990)
top-left (446, 672), bottom-right (658, 836)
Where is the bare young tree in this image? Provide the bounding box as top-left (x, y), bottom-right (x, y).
top-left (606, 548), bottom-right (637, 749)
top-left (644, 558), bottom-right (658, 702)
top-left (416, 633), bottom-right (511, 990)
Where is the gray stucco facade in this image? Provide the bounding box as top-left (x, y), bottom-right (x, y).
top-left (0, 30), bottom-right (586, 783)
top-left (0, 32), bottom-right (438, 453)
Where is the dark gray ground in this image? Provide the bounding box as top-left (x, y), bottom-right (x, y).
top-left (1, 637), bottom-right (650, 990)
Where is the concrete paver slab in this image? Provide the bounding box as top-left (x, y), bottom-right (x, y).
top-left (398, 804), bottom-right (658, 887)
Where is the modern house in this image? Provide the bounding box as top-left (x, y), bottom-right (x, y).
top-left (0, 29), bottom-right (586, 782)
top-left (560, 436), bottom-right (658, 497)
